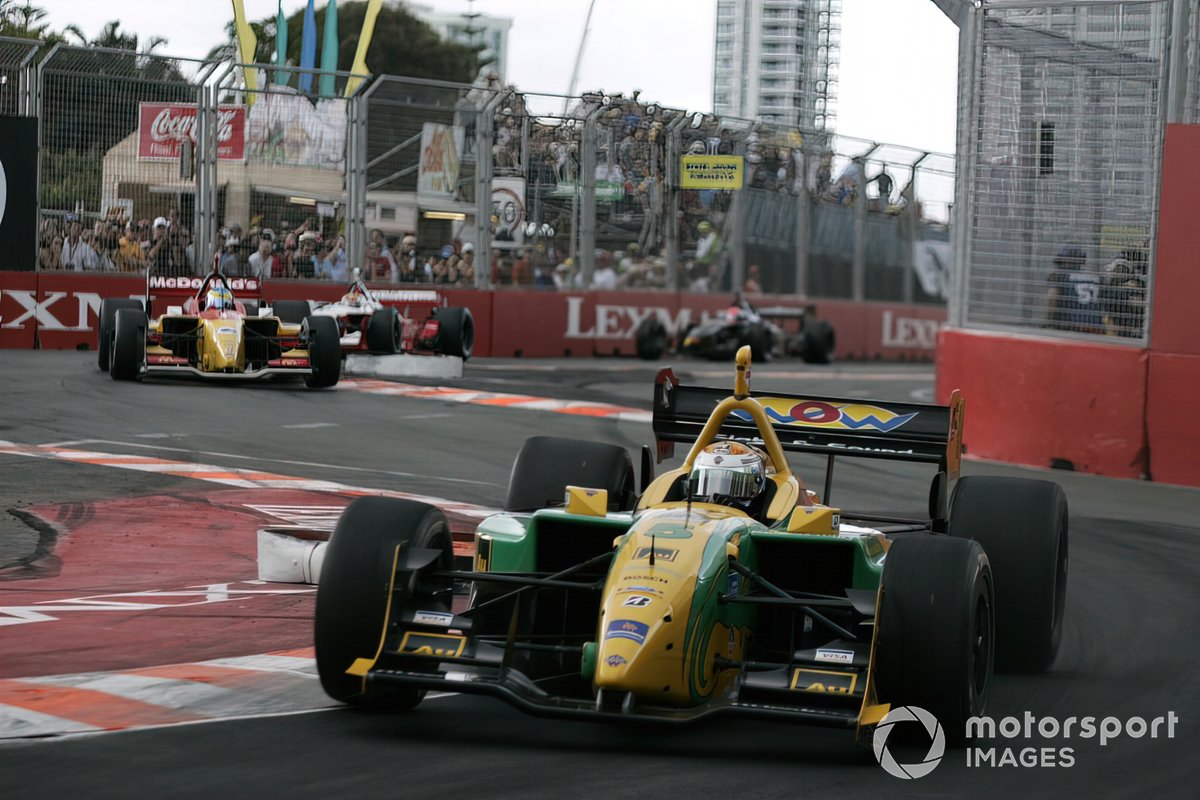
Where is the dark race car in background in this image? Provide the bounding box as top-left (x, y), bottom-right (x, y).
top-left (635, 296), bottom-right (836, 364)
top-left (271, 275), bottom-right (474, 359)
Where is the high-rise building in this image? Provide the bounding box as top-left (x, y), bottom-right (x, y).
top-left (712, 0), bottom-right (840, 132)
top-left (404, 2), bottom-right (514, 81)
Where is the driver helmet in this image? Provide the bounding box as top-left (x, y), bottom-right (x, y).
top-left (205, 285), bottom-right (233, 311)
top-left (689, 441), bottom-right (766, 506)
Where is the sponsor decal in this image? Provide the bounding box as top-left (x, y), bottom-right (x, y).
top-left (216, 327), bottom-right (237, 336)
top-left (815, 648), bottom-right (855, 664)
top-left (621, 574), bottom-right (671, 585)
top-left (138, 102), bottom-right (245, 161)
top-left (605, 619), bottom-right (649, 645)
top-left (398, 631), bottom-right (467, 658)
top-left (606, 654), bottom-right (628, 668)
top-left (269, 358), bottom-right (310, 367)
top-left (149, 275), bottom-right (260, 293)
top-left (413, 610), bottom-right (454, 627)
top-left (731, 398), bottom-right (917, 434)
top-left (564, 297), bottom-right (725, 341)
top-left (727, 628), bottom-right (736, 655)
top-left (371, 290), bottom-right (440, 303)
top-left (789, 667), bottom-right (858, 695)
top-left (616, 585), bottom-right (663, 595)
top-left (727, 572), bottom-right (741, 595)
top-left (621, 595), bottom-right (653, 608)
top-left (634, 546), bottom-right (678, 563)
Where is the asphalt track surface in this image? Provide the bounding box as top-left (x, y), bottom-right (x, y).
top-left (1, 350), bottom-right (1198, 799)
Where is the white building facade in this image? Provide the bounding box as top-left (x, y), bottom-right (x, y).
top-left (712, 0), bottom-right (840, 131)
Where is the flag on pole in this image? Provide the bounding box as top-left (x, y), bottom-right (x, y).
top-left (318, 1), bottom-right (339, 98)
top-left (231, 0), bottom-right (259, 101)
top-left (299, 0), bottom-right (318, 94)
top-left (344, 0), bottom-right (383, 97)
top-left (274, 1), bottom-right (289, 86)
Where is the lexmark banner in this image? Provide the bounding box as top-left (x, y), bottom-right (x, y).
top-left (0, 115), bottom-right (37, 271)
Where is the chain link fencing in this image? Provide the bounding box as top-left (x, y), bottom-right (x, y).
top-left (0, 35), bottom-right (39, 117)
top-left (961, 0), bottom-right (1170, 341)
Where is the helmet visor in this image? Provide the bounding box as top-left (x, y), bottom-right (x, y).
top-left (690, 467), bottom-right (760, 501)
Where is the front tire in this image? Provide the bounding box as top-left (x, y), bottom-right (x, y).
top-left (315, 497), bottom-right (453, 710)
top-left (303, 315), bottom-right (342, 388)
top-left (273, 300), bottom-right (312, 325)
top-left (366, 306), bottom-right (401, 354)
top-left (97, 298), bottom-right (143, 371)
top-left (505, 436), bottom-right (636, 512)
top-left (634, 316), bottom-right (669, 360)
top-left (109, 308), bottom-right (147, 382)
top-left (948, 476), bottom-right (1068, 673)
top-left (875, 535), bottom-right (993, 745)
top-left (800, 320), bottom-right (835, 364)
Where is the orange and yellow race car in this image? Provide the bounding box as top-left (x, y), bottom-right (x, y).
top-left (315, 347), bottom-right (1067, 745)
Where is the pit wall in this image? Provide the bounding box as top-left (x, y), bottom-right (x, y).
top-left (0, 274), bottom-right (945, 362)
top-left (937, 124), bottom-right (1200, 488)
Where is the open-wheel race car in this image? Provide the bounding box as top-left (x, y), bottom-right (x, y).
top-left (315, 346), bottom-right (1068, 745)
top-left (635, 296), bottom-right (836, 364)
top-left (270, 275), bottom-right (474, 359)
top-left (97, 266), bottom-right (341, 388)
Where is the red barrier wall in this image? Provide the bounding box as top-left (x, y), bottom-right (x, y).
top-left (1150, 125), bottom-right (1200, 357)
top-left (0, 271), bottom-right (39, 349)
top-left (937, 328), bottom-right (1148, 479)
top-left (1146, 352), bottom-right (1200, 486)
top-left (0, 271), bottom-right (946, 362)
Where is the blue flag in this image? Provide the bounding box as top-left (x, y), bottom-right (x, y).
top-left (299, 0), bottom-right (317, 93)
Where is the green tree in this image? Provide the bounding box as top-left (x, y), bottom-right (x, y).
top-left (0, 0), bottom-right (50, 38)
top-left (212, 1), bottom-right (482, 87)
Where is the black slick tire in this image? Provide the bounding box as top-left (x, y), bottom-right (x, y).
top-left (366, 305), bottom-right (401, 354)
top-left (303, 315), bottom-right (342, 388)
top-left (801, 320), bottom-right (835, 364)
top-left (505, 436), bottom-right (636, 512)
top-left (108, 308), bottom-right (147, 382)
top-left (98, 298), bottom-right (143, 371)
top-left (273, 300), bottom-right (312, 324)
top-left (875, 535), bottom-right (994, 745)
top-left (315, 497), bottom-right (453, 710)
top-left (948, 476), bottom-right (1068, 673)
top-left (435, 307), bottom-right (474, 360)
top-left (634, 315), bottom-right (669, 360)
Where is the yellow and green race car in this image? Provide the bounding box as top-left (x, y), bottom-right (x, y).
top-left (97, 269), bottom-right (341, 388)
top-left (315, 347), bottom-right (1068, 745)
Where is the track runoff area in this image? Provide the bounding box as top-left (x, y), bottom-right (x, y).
top-left (0, 352), bottom-right (1196, 798)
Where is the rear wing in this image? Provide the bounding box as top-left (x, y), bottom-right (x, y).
top-left (651, 367), bottom-right (964, 526)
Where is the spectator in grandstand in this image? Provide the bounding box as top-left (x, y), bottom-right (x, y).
top-left (330, 236), bottom-right (350, 282)
top-left (117, 221), bottom-right (145, 272)
top-left (1046, 244), bottom-right (1102, 335)
top-left (494, 110), bottom-right (520, 169)
top-left (247, 230), bottom-right (276, 280)
top-left (219, 230), bottom-right (241, 275)
top-left (61, 214), bottom-right (100, 271)
top-left (591, 250), bottom-right (618, 290)
top-left (459, 243), bottom-right (477, 286)
top-left (145, 217), bottom-right (176, 275)
top-left (553, 258), bottom-right (575, 290)
top-left (312, 239), bottom-right (335, 280)
top-left (511, 248), bottom-right (533, 286)
top-left (39, 233), bottom-right (62, 271)
top-left (694, 220), bottom-right (721, 284)
top-left (294, 233), bottom-right (316, 279)
top-left (812, 151), bottom-right (834, 198)
top-left (744, 264), bottom-right (763, 294)
top-left (1101, 249), bottom-right (1148, 337)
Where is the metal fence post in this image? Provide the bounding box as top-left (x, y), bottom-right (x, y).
top-left (476, 88), bottom-right (509, 289)
top-left (578, 103), bottom-right (604, 287)
top-left (950, 3), bottom-right (980, 328)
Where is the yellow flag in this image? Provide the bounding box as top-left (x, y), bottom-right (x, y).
top-left (344, 0), bottom-right (384, 97)
top-left (231, 0), bottom-right (259, 104)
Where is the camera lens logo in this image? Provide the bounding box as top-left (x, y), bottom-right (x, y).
top-left (873, 705), bottom-right (946, 779)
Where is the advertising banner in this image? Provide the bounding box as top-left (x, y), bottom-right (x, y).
top-left (680, 155), bottom-right (745, 190)
top-left (137, 103), bottom-right (246, 161)
top-left (418, 123), bottom-right (465, 200)
top-left (0, 116), bottom-right (37, 272)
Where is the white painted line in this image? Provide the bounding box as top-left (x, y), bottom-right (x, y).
top-left (281, 423), bottom-right (339, 430)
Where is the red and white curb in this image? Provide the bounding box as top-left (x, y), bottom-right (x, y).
top-left (0, 440), bottom-right (497, 586)
top-left (339, 379), bottom-right (652, 423)
top-left (0, 648), bottom-right (334, 740)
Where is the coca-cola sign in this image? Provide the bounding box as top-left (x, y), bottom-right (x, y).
top-left (137, 103), bottom-right (245, 161)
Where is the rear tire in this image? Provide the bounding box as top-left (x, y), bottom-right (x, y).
top-left (315, 497), bottom-right (453, 710)
top-left (800, 320), bottom-right (835, 364)
top-left (435, 307), bottom-right (474, 360)
top-left (505, 436), bottom-right (636, 512)
top-left (303, 315), bottom-right (342, 388)
top-left (273, 300), bottom-right (312, 324)
top-left (875, 535), bottom-right (993, 745)
top-left (948, 476), bottom-right (1068, 673)
top-left (97, 298), bottom-right (143, 371)
top-left (366, 306), bottom-right (401, 354)
top-left (634, 316), bottom-right (669, 360)
top-left (109, 308), bottom-right (147, 382)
